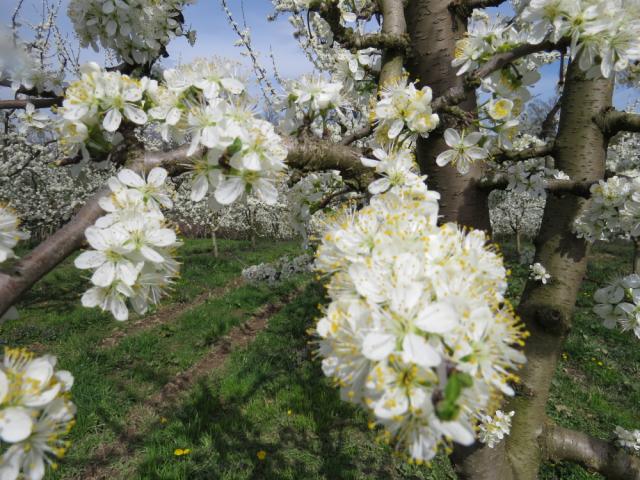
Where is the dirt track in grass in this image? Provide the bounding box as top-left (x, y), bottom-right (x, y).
top-left (99, 276), bottom-right (246, 349)
top-left (77, 284), bottom-right (306, 480)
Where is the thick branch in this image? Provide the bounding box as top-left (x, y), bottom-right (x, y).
top-left (448, 0), bottom-right (507, 18)
top-left (543, 423), bottom-right (640, 480)
top-left (595, 108), bottom-right (640, 136)
top-left (0, 187), bottom-right (108, 320)
top-left (491, 142), bottom-right (555, 163)
top-left (341, 125), bottom-right (373, 145)
top-left (465, 0), bottom-right (506, 7)
top-left (478, 178), bottom-right (595, 197)
top-left (0, 97), bottom-right (62, 109)
top-left (378, 0), bottom-right (407, 86)
top-left (0, 79), bottom-right (61, 99)
top-left (284, 136), bottom-right (372, 188)
top-left (0, 136), bottom-right (369, 318)
top-left (343, 32), bottom-right (409, 51)
top-left (540, 99), bottom-right (562, 139)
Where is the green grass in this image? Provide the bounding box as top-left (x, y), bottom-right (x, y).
top-left (2, 238), bottom-right (639, 479)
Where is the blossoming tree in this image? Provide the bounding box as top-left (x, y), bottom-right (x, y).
top-left (2, 0), bottom-right (640, 478)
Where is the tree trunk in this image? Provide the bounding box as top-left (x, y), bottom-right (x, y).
top-left (516, 230), bottom-right (522, 255)
top-left (379, 0), bottom-right (406, 86)
top-left (405, 0), bottom-right (491, 231)
top-left (249, 208), bottom-right (257, 249)
top-left (453, 60), bottom-right (614, 480)
top-left (211, 229), bottom-right (219, 258)
top-left (633, 237), bottom-right (640, 274)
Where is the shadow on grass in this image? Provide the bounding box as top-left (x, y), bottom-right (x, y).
top-left (130, 282), bottom-right (448, 480)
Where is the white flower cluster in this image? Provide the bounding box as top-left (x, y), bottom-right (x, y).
top-left (436, 129), bottom-right (488, 175)
top-left (156, 58), bottom-right (245, 144)
top-left (315, 183), bottom-right (526, 461)
top-left (477, 410), bottom-right (514, 448)
top-left (434, 95), bottom-right (523, 175)
top-left (75, 168), bottom-right (181, 321)
top-left (332, 47), bottom-right (380, 90)
top-left (15, 104), bottom-right (50, 138)
top-left (0, 348), bottom-right (75, 480)
top-left (67, 0), bottom-right (194, 65)
top-left (372, 77), bottom-right (440, 145)
top-left (0, 131), bottom-right (114, 240)
top-left (454, 12), bottom-right (543, 101)
top-left (153, 60), bottom-right (286, 206)
top-left (272, 0), bottom-right (376, 23)
top-left (0, 28), bottom-right (65, 96)
top-left (521, 0), bottom-right (640, 79)
top-left (0, 205), bottom-right (30, 322)
top-left (574, 177), bottom-right (640, 242)
top-left (288, 171), bottom-right (345, 245)
top-left (0, 205), bottom-right (30, 264)
top-left (593, 274), bottom-right (640, 339)
top-left (615, 426), bottom-right (640, 452)
top-left (279, 75), bottom-right (344, 135)
top-left (56, 62), bottom-right (149, 160)
top-left (241, 253), bottom-right (313, 285)
top-left (529, 262), bottom-right (551, 284)
top-left (361, 147), bottom-right (426, 194)
top-left (454, 1), bottom-right (640, 81)
top-left (54, 59), bottom-right (287, 208)
top-left (504, 157), bottom-right (568, 199)
top-left (337, 0), bottom-right (376, 23)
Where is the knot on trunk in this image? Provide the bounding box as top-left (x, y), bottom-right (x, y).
top-left (532, 305), bottom-right (570, 335)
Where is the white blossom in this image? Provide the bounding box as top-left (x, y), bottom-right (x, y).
top-left (615, 426), bottom-right (640, 452)
top-left (315, 181), bottom-right (525, 461)
top-left (478, 410), bottom-right (515, 448)
top-left (0, 348), bottom-right (75, 480)
top-left (529, 262), bottom-right (551, 284)
top-left (436, 129), bottom-right (488, 175)
top-left (0, 206), bottom-right (30, 264)
top-left (75, 168), bottom-right (180, 321)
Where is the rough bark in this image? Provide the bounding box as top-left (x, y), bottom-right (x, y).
top-left (543, 423), bottom-right (640, 480)
top-left (0, 187), bottom-right (108, 319)
top-left (0, 97), bottom-right (62, 109)
top-left (379, 0), bottom-right (407, 86)
top-left (595, 108), bottom-right (640, 135)
top-left (454, 60), bottom-right (614, 480)
top-left (405, 0), bottom-right (490, 230)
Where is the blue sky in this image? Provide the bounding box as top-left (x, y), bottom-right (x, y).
top-left (0, 0), bottom-right (636, 106)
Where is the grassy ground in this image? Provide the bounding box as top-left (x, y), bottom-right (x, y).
top-left (1, 238), bottom-right (639, 479)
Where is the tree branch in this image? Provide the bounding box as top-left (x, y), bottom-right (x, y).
top-left (0, 135), bottom-right (370, 318)
top-left (543, 423), bottom-right (640, 480)
top-left (284, 136), bottom-right (372, 188)
top-left (342, 32), bottom-right (409, 51)
top-left (0, 187), bottom-right (108, 321)
top-left (432, 39), bottom-right (569, 111)
top-left (448, 0), bottom-right (507, 19)
top-left (0, 79), bottom-right (62, 99)
top-left (378, 0), bottom-right (407, 86)
top-left (0, 98), bottom-right (62, 109)
top-left (540, 98), bottom-right (562, 139)
top-left (595, 108), bottom-right (640, 136)
top-left (491, 142), bottom-right (555, 163)
top-left (341, 125), bottom-right (373, 145)
top-left (478, 177), bottom-right (595, 197)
